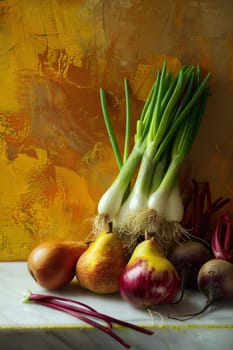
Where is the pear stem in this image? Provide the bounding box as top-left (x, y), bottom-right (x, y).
top-left (108, 221), bottom-right (113, 233)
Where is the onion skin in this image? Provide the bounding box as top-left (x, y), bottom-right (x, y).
top-left (198, 258), bottom-right (233, 301)
top-left (119, 239), bottom-right (180, 308)
top-left (27, 241), bottom-right (88, 290)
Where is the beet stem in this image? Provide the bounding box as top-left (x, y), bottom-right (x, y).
top-left (50, 298), bottom-right (113, 329)
top-left (222, 213), bottom-right (232, 252)
top-left (23, 291), bottom-right (153, 348)
top-left (211, 197), bottom-right (230, 212)
top-left (211, 212), bottom-right (233, 261)
top-left (181, 180), bottom-right (230, 242)
top-left (37, 299), bottom-right (131, 349)
top-left (29, 293), bottom-right (99, 313)
top-left (168, 300), bottom-right (211, 321)
top-left (28, 293), bottom-right (153, 335)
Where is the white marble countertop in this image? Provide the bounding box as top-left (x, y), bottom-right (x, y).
top-left (0, 262), bottom-right (233, 350)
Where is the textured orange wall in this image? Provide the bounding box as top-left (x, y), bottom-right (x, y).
top-left (0, 0), bottom-right (233, 260)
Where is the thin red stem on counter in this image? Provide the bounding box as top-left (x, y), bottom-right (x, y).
top-left (37, 299), bottom-right (131, 349)
top-left (24, 291), bottom-right (153, 349)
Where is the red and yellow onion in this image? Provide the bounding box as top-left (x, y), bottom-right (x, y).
top-left (119, 239), bottom-right (180, 308)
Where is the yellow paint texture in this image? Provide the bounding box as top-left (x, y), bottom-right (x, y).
top-left (0, 0), bottom-right (108, 259)
top-left (0, 0), bottom-right (233, 260)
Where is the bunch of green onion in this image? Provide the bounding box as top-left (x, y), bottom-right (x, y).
top-left (95, 62), bottom-right (211, 251)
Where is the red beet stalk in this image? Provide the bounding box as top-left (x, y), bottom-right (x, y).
top-left (182, 180), bottom-right (230, 242)
top-left (23, 291), bottom-right (153, 349)
top-left (211, 212), bottom-right (233, 263)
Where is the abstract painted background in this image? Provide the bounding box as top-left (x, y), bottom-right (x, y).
top-left (0, 0), bottom-right (233, 260)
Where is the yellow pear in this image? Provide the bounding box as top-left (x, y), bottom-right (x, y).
top-left (76, 225), bottom-right (128, 294)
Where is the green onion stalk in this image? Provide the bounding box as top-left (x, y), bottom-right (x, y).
top-left (94, 62), bottom-right (211, 252)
